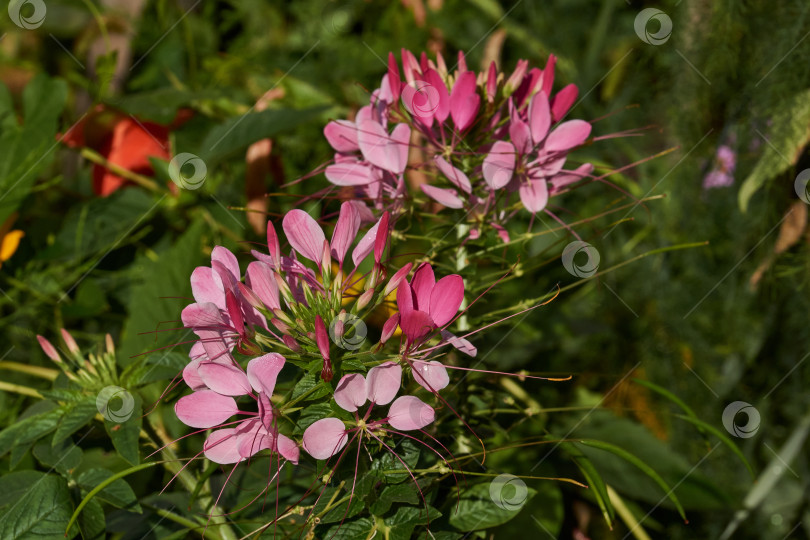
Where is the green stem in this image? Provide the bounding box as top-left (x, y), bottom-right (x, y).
top-left (80, 148), bottom-right (163, 193)
top-left (0, 381), bottom-right (42, 397)
top-left (143, 418), bottom-right (238, 540)
top-left (0, 361), bottom-right (59, 380)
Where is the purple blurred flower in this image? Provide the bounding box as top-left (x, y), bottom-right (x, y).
top-left (703, 144), bottom-right (736, 189)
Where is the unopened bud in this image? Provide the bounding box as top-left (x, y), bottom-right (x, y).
top-left (380, 313), bottom-right (400, 344)
top-left (37, 335), bottom-right (61, 362)
top-left (356, 289), bottom-right (374, 310)
top-left (104, 334), bottom-right (115, 355)
top-left (282, 335), bottom-right (301, 353)
top-left (60, 329), bottom-right (80, 355)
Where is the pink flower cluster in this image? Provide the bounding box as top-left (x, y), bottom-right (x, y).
top-left (320, 49), bottom-right (596, 232)
top-left (174, 202), bottom-right (472, 468)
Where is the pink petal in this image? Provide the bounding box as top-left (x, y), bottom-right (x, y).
top-left (236, 421), bottom-right (273, 458)
top-left (519, 178), bottom-right (549, 213)
top-left (387, 396), bottom-right (435, 430)
top-left (551, 83), bottom-right (578, 121)
top-left (203, 428), bottom-right (243, 464)
top-left (509, 118), bottom-right (532, 155)
top-left (212, 246), bottom-right (240, 282)
top-left (384, 262), bottom-right (413, 296)
top-left (388, 52), bottom-right (402, 101)
top-left (334, 373), bottom-right (368, 412)
top-left (542, 54), bottom-right (557, 97)
top-left (450, 71), bottom-right (480, 131)
top-left (357, 121), bottom-right (410, 175)
top-left (410, 263), bottom-right (435, 311)
top-left (247, 353), bottom-right (286, 396)
top-left (399, 309), bottom-right (435, 345)
top-left (181, 301), bottom-right (225, 329)
top-left (315, 315), bottom-right (330, 361)
top-left (366, 362), bottom-right (402, 405)
top-left (266, 220), bottom-right (281, 267)
top-left (441, 330), bottom-right (478, 357)
top-left (175, 390), bottom-right (238, 428)
top-left (549, 163), bottom-right (593, 193)
top-left (486, 61), bottom-right (497, 102)
top-left (421, 185), bottom-right (463, 209)
top-left (380, 313), bottom-right (400, 344)
top-left (197, 362), bottom-right (251, 396)
top-left (401, 80), bottom-right (437, 127)
top-left (373, 212), bottom-right (390, 265)
top-left (190, 267), bottom-right (225, 309)
top-left (528, 91), bottom-right (551, 144)
top-left (277, 434), bottom-right (300, 464)
top-left (434, 156), bottom-right (471, 193)
top-left (324, 120), bottom-right (359, 153)
top-left (545, 120), bottom-right (591, 153)
top-left (483, 141), bottom-right (516, 190)
top-left (325, 160), bottom-right (377, 186)
top-left (396, 278), bottom-right (414, 314)
top-left (412, 360), bottom-right (450, 392)
top-left (331, 202), bottom-right (361, 266)
top-left (429, 274), bottom-right (464, 328)
top-left (282, 209), bottom-right (326, 264)
top-left (351, 218), bottom-right (380, 268)
top-left (423, 68), bottom-right (450, 122)
top-left (183, 359), bottom-right (206, 390)
top-left (246, 261), bottom-right (280, 310)
top-left (302, 417), bottom-right (348, 460)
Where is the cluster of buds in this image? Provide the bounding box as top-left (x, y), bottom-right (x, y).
top-left (37, 329), bottom-right (119, 389)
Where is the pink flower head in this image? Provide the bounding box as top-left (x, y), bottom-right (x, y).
top-left (302, 362), bottom-right (435, 460)
top-left (396, 263), bottom-right (464, 347)
top-left (175, 353), bottom-right (300, 465)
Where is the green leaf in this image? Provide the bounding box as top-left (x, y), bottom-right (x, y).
top-left (0, 404), bottom-right (63, 459)
top-left (323, 517), bottom-right (374, 540)
top-left (448, 482), bottom-right (537, 532)
top-left (103, 395), bottom-right (142, 465)
top-left (577, 439), bottom-right (687, 521)
top-left (0, 474), bottom-right (79, 539)
top-left (369, 483), bottom-right (419, 515)
top-left (77, 499), bottom-right (105, 540)
top-left (52, 396), bottom-right (97, 445)
top-left (739, 89), bottom-right (810, 211)
top-left (562, 441), bottom-right (614, 527)
top-left (199, 106), bottom-right (327, 164)
top-left (294, 403), bottom-right (334, 435)
top-left (119, 219), bottom-right (205, 362)
top-left (41, 189), bottom-right (157, 262)
top-left (107, 87), bottom-right (201, 124)
top-left (0, 75), bottom-right (67, 225)
top-left (386, 505), bottom-right (441, 540)
top-left (672, 414), bottom-right (754, 478)
top-left (121, 351), bottom-right (188, 386)
top-left (0, 471), bottom-right (46, 508)
top-left (371, 439), bottom-right (421, 484)
top-left (291, 372), bottom-right (332, 402)
top-left (67, 462), bottom-right (160, 534)
top-left (77, 469), bottom-right (141, 513)
top-left (33, 439), bottom-right (83, 475)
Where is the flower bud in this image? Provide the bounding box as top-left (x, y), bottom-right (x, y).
top-left (60, 329), bottom-right (80, 355)
top-left (356, 289), bottom-right (374, 310)
top-left (37, 335), bottom-right (61, 362)
top-left (380, 313), bottom-right (400, 344)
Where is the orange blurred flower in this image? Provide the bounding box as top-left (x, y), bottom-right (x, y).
top-left (0, 214), bottom-right (23, 269)
top-left (61, 105), bottom-right (191, 196)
